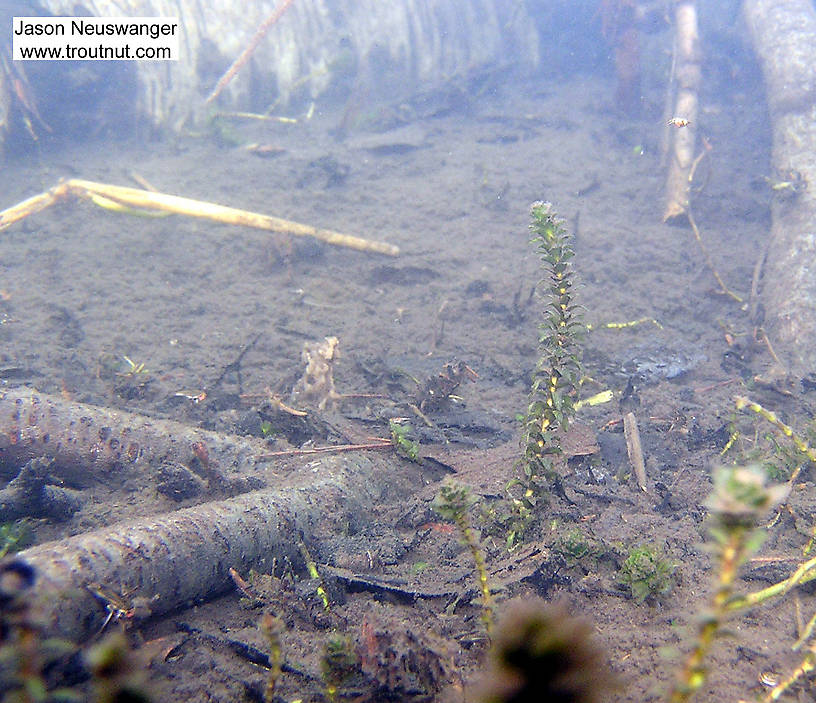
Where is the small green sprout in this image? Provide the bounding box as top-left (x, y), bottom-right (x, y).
top-left (389, 420), bottom-right (420, 462)
top-left (0, 519), bottom-right (32, 558)
top-left (260, 420), bottom-right (275, 438)
top-left (117, 355), bottom-right (148, 377)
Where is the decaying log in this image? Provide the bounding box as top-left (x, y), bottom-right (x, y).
top-left (1, 387), bottom-right (426, 641)
top-left (663, 0), bottom-right (701, 222)
top-left (18, 449), bottom-right (404, 640)
top-left (0, 387), bottom-right (269, 488)
top-left (743, 0), bottom-right (816, 377)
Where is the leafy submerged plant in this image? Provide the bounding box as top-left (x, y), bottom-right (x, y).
top-left (321, 634), bottom-right (359, 703)
top-left (670, 465), bottom-right (786, 702)
top-left (389, 419), bottom-right (421, 463)
top-left (0, 519), bottom-right (32, 558)
top-left (555, 528), bottom-right (600, 568)
top-left (619, 544), bottom-right (676, 603)
top-left (433, 481), bottom-right (494, 633)
top-left (520, 202), bottom-right (584, 492)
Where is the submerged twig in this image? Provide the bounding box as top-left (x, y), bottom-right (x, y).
top-left (258, 440), bottom-right (392, 458)
top-left (623, 412), bottom-right (648, 492)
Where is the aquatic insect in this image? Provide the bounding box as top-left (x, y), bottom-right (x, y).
top-left (88, 582), bottom-right (157, 633)
top-left (667, 117), bottom-right (690, 128)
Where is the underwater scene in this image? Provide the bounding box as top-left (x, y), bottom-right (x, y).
top-left (2, 0), bottom-right (816, 700)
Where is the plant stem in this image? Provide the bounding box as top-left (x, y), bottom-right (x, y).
top-left (671, 527), bottom-right (748, 701)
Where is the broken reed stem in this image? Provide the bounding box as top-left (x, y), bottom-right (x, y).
top-left (0, 179), bottom-right (400, 256)
top-left (0, 182), bottom-right (69, 228)
top-left (622, 412), bottom-right (648, 492)
top-left (205, 0), bottom-right (297, 105)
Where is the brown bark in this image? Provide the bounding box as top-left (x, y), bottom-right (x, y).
top-left (743, 0), bottom-right (816, 377)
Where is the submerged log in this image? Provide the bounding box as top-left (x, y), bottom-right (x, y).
top-left (743, 0), bottom-right (816, 377)
top-left (0, 388), bottom-right (269, 488)
top-left (1, 388), bottom-right (427, 641)
top-left (18, 455), bottom-right (389, 640)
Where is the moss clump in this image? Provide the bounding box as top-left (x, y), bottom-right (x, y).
top-left (554, 528), bottom-right (600, 567)
top-left (619, 544), bottom-right (677, 603)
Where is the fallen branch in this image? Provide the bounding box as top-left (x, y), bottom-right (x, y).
top-left (16, 440), bottom-right (420, 642)
top-left (19, 466), bottom-right (370, 640)
top-left (0, 387), bottom-right (270, 489)
top-left (1, 388), bottom-right (426, 641)
top-left (0, 179), bottom-right (399, 256)
top-left (0, 457), bottom-right (82, 522)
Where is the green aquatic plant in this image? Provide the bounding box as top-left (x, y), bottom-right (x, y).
top-left (619, 544), bottom-right (676, 604)
top-left (670, 465), bottom-right (786, 702)
top-left (389, 419), bottom-right (421, 463)
top-left (520, 201), bottom-right (584, 491)
top-left (733, 395), bottom-right (816, 482)
top-left (0, 519), bottom-right (32, 558)
top-left (479, 495), bottom-right (533, 552)
top-left (433, 481), bottom-right (494, 633)
top-left (555, 528), bottom-right (600, 568)
top-left (321, 634), bottom-right (359, 703)
top-left (259, 420), bottom-right (275, 438)
top-left (260, 612), bottom-right (284, 703)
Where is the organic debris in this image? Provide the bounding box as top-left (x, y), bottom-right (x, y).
top-left (417, 360), bottom-right (478, 413)
top-left (291, 336), bottom-right (341, 410)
